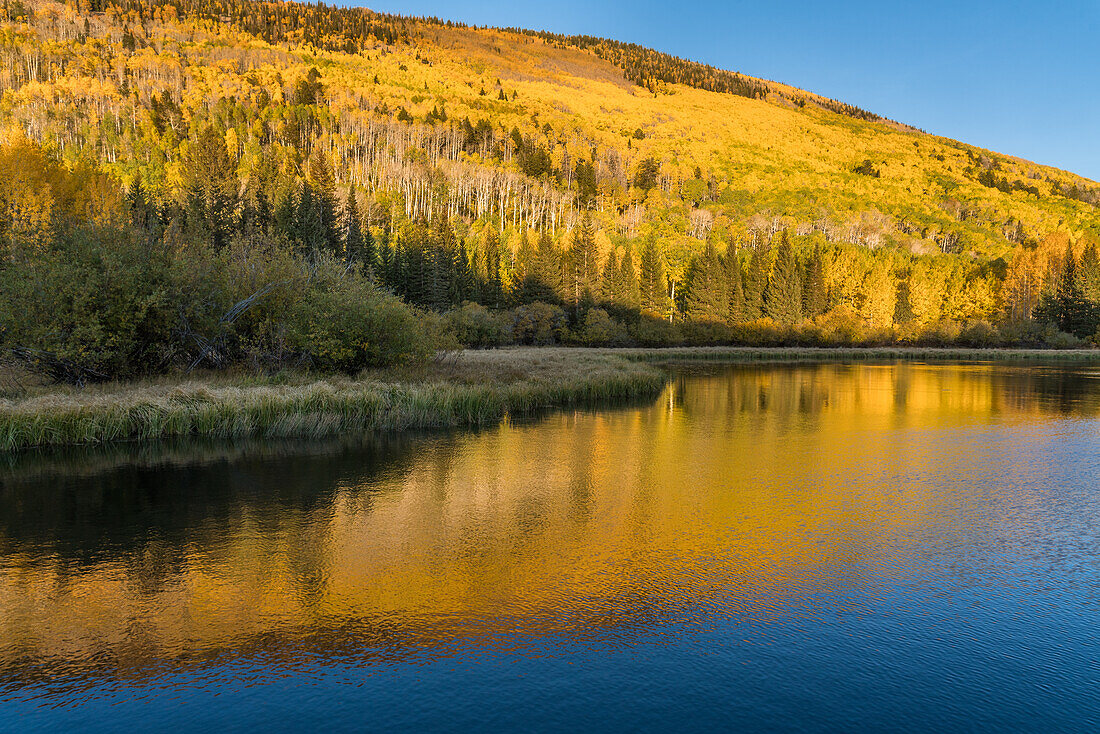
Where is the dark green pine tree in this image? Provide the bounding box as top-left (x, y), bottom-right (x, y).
top-left (1035, 244), bottom-right (1099, 338)
top-left (618, 246), bottom-right (641, 310)
top-left (424, 222), bottom-right (451, 311)
top-left (569, 211), bottom-right (599, 306)
top-left (127, 174), bottom-right (157, 232)
top-left (510, 229), bottom-right (536, 304)
top-left (520, 230), bottom-right (563, 304)
top-left (274, 189), bottom-right (297, 242)
top-left (452, 238), bottom-right (479, 304)
top-left (639, 235), bottom-right (671, 318)
top-left (1078, 240), bottom-right (1100, 304)
top-left (182, 123), bottom-right (238, 251)
top-left (764, 230), bottom-right (803, 325)
top-left (481, 228), bottom-right (505, 307)
top-left (724, 246), bottom-right (746, 323)
top-left (742, 237), bottom-right (769, 320)
top-left (600, 249), bottom-right (621, 305)
top-left (308, 147), bottom-right (341, 256)
top-left (343, 184), bottom-right (367, 265)
top-left (293, 183), bottom-right (326, 253)
top-left (683, 239), bottom-right (728, 323)
top-left (802, 243), bottom-right (827, 319)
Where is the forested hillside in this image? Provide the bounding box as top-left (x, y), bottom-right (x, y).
top-left (3, 0), bottom-right (1100, 379)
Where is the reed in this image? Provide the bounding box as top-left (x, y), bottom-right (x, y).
top-left (609, 346), bottom-right (1100, 364)
top-left (0, 350), bottom-right (666, 451)
top-left (5, 345), bottom-right (1099, 451)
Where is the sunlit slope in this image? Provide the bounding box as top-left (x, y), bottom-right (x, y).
top-left (1, 0), bottom-right (1097, 265)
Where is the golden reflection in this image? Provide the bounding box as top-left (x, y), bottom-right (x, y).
top-left (0, 363), bottom-right (1096, 681)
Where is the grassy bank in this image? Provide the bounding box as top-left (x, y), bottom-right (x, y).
top-left (5, 345), bottom-right (1100, 452)
top-left (612, 346), bottom-right (1100, 363)
top-left (0, 350), bottom-right (666, 452)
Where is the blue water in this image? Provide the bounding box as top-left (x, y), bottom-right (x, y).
top-left (1, 363), bottom-right (1099, 731)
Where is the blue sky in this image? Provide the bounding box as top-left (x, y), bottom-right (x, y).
top-left (356, 0), bottom-right (1099, 181)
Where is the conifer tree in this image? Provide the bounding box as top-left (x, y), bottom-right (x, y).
top-left (525, 230), bottom-right (563, 303)
top-left (568, 211), bottom-right (599, 305)
top-left (1035, 244), bottom-right (1099, 337)
top-left (293, 183), bottom-right (326, 253)
top-left (639, 235), bottom-right (671, 318)
top-left (802, 243), bottom-right (827, 319)
top-left (683, 239), bottom-right (728, 322)
top-left (343, 183), bottom-right (366, 264)
top-left (724, 246), bottom-right (746, 323)
top-left (600, 249), bottom-right (620, 304)
top-left (510, 229), bottom-right (536, 304)
top-left (182, 124), bottom-right (237, 250)
top-left (482, 228), bottom-right (505, 307)
top-left (619, 246), bottom-right (641, 310)
top-left (765, 230), bottom-right (803, 324)
top-left (1078, 240), bottom-right (1100, 303)
top-left (308, 147), bottom-right (341, 255)
top-left (743, 236), bottom-right (769, 320)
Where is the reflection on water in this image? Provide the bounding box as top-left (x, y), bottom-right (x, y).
top-left (2, 363), bottom-right (1100, 731)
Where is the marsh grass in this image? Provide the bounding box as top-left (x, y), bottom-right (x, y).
top-left (0, 349), bottom-right (665, 451)
top-left (5, 346), bottom-right (1100, 451)
top-left (609, 346), bottom-right (1100, 364)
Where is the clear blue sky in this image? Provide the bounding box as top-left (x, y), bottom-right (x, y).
top-left (355, 0), bottom-right (1099, 181)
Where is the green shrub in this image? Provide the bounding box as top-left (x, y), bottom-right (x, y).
top-left (286, 258), bottom-right (438, 373)
top-left (0, 226), bottom-right (176, 379)
top-left (577, 308), bottom-right (630, 346)
top-left (510, 302), bottom-right (568, 345)
top-left (446, 302), bottom-right (512, 347)
top-left (629, 316), bottom-right (682, 347)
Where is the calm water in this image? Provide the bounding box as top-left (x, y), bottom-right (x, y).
top-left (2, 362), bottom-right (1100, 732)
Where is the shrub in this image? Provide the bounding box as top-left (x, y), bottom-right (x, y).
top-left (629, 316), bottom-right (682, 347)
top-left (0, 226), bottom-right (176, 379)
top-left (510, 302), bottom-right (568, 345)
top-left (287, 266), bottom-right (437, 373)
top-left (958, 320), bottom-right (1001, 347)
top-left (446, 302), bottom-right (512, 347)
top-left (577, 308), bottom-right (630, 346)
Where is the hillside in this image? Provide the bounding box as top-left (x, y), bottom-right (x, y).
top-left (2, 0), bottom-right (1100, 378)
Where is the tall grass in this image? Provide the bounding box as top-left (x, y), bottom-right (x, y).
top-left (0, 350), bottom-right (666, 451)
top-left (610, 346), bottom-right (1100, 364)
top-left (6, 345), bottom-right (1100, 452)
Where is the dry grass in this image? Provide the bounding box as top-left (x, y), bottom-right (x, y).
top-left (0, 350), bottom-right (665, 451)
top-left (5, 345), bottom-right (1099, 452)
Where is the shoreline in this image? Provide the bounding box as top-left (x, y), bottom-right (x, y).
top-left (3, 346), bottom-right (1099, 451)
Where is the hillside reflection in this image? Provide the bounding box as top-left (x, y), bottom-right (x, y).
top-left (1, 362), bottom-right (1098, 690)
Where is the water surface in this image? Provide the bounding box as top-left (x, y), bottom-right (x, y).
top-left (2, 362), bottom-right (1100, 731)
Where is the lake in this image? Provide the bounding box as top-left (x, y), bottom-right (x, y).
top-left (2, 362), bottom-right (1099, 732)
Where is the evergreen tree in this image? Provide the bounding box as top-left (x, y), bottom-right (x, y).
top-left (182, 124), bottom-right (237, 250)
top-left (521, 230), bottom-right (563, 303)
top-left (600, 249), bottom-right (620, 304)
top-left (743, 237), bottom-right (768, 320)
top-left (568, 211), bottom-right (599, 305)
top-left (1078, 240), bottom-right (1100, 303)
top-left (510, 229), bottom-right (536, 304)
top-left (481, 228), bottom-right (505, 307)
top-left (802, 243), bottom-right (827, 319)
top-left (1035, 244), bottom-right (1099, 338)
top-left (764, 230), bottom-right (803, 324)
top-left (451, 238), bottom-right (478, 304)
top-left (293, 183), bottom-right (326, 253)
top-left (619, 246), bottom-right (641, 310)
top-left (683, 239), bottom-right (728, 322)
top-left (639, 235), bottom-right (671, 317)
top-left (724, 246), bottom-right (746, 323)
top-left (308, 147), bottom-right (341, 255)
top-left (343, 183), bottom-right (366, 264)
top-left (127, 174), bottom-right (157, 232)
